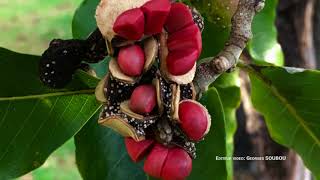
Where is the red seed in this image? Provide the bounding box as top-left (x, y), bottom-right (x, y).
top-left (178, 100), bottom-right (209, 141)
top-left (125, 138), bottom-right (154, 162)
top-left (113, 8), bottom-right (145, 40)
top-left (167, 24), bottom-right (202, 54)
top-left (141, 0), bottom-right (171, 35)
top-left (143, 144), bottom-right (169, 178)
top-left (118, 45), bottom-right (145, 76)
top-left (161, 148), bottom-right (192, 180)
top-left (165, 3), bottom-right (194, 33)
top-left (166, 49), bottom-right (198, 75)
top-left (129, 85), bottom-right (157, 114)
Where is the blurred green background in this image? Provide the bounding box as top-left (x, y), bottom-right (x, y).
top-left (0, 0), bottom-right (83, 179)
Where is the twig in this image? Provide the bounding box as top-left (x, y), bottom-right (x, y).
top-left (193, 0), bottom-right (265, 96)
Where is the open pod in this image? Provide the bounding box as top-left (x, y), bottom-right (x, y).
top-left (95, 73), bottom-right (136, 104)
top-left (99, 103), bottom-right (145, 142)
top-left (121, 101), bottom-right (159, 135)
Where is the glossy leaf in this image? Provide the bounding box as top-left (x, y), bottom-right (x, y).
top-left (242, 64), bottom-right (320, 178)
top-left (212, 71), bottom-right (241, 179)
top-left (189, 0), bottom-right (234, 58)
top-left (72, 1), bottom-right (145, 179)
top-left (75, 114), bottom-right (147, 180)
top-left (247, 0), bottom-right (284, 66)
top-left (189, 88), bottom-right (228, 180)
top-left (0, 48), bottom-right (100, 179)
top-left (72, 0), bottom-right (100, 39)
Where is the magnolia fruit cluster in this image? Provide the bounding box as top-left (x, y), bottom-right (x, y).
top-left (95, 0), bottom-right (210, 179)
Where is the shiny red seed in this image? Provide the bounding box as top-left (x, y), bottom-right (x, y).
top-left (113, 8), bottom-right (145, 40)
top-left (161, 148), bottom-right (192, 180)
top-left (166, 49), bottom-right (198, 75)
top-left (167, 24), bottom-right (202, 54)
top-left (143, 144), bottom-right (169, 178)
top-left (125, 138), bottom-right (154, 162)
top-left (141, 0), bottom-right (171, 35)
top-left (118, 45), bottom-right (145, 76)
top-left (129, 85), bottom-right (157, 114)
top-left (178, 100), bottom-right (209, 141)
top-left (165, 3), bottom-right (194, 33)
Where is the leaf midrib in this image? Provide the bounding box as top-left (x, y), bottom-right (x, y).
top-left (241, 64), bottom-right (320, 148)
top-left (0, 89), bottom-right (95, 101)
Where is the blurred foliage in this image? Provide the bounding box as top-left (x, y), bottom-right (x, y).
top-left (0, 0), bottom-right (83, 179)
top-left (0, 0), bottom-right (82, 54)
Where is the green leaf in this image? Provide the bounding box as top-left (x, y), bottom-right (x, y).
top-left (75, 114), bottom-right (147, 180)
top-left (212, 71), bottom-right (241, 179)
top-left (0, 47), bottom-right (100, 179)
top-left (189, 88), bottom-right (228, 180)
top-left (247, 0), bottom-right (284, 66)
top-left (72, 0), bottom-right (100, 39)
top-left (189, 0), bottom-right (233, 58)
top-left (241, 63), bottom-right (320, 178)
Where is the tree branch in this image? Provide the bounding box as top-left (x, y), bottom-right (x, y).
top-left (193, 0), bottom-right (265, 96)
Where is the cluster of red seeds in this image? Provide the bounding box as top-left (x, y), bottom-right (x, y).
top-left (97, 0), bottom-right (210, 179)
top-left (113, 0), bottom-right (202, 77)
top-left (126, 85), bottom-right (210, 179)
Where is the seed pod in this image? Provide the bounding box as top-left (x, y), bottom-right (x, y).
top-left (153, 75), bottom-right (180, 120)
top-left (109, 58), bottom-right (138, 83)
top-left (178, 100), bottom-right (211, 141)
top-left (141, 0), bottom-right (171, 35)
top-left (129, 85), bottom-right (157, 114)
top-left (96, 0), bottom-right (149, 42)
top-left (180, 83), bottom-right (196, 101)
top-left (39, 39), bottom-right (86, 88)
top-left (95, 74), bottom-right (136, 104)
top-left (118, 44), bottom-right (145, 76)
top-left (121, 101), bottom-right (159, 136)
top-left (84, 28), bottom-right (108, 63)
top-left (165, 3), bottom-right (194, 33)
top-left (125, 138), bottom-right (154, 162)
top-left (99, 103), bottom-right (144, 142)
top-left (143, 37), bottom-right (158, 72)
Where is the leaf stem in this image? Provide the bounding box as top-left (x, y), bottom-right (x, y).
top-left (0, 89), bottom-right (95, 101)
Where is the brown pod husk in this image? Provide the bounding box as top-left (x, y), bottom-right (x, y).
top-left (120, 101), bottom-right (159, 136)
top-left (170, 84), bottom-right (180, 122)
top-left (159, 32), bottom-right (196, 84)
top-left (153, 74), bottom-right (181, 121)
top-left (95, 73), bottom-right (136, 104)
top-left (99, 103), bottom-right (145, 142)
top-left (143, 37), bottom-right (158, 72)
top-left (109, 58), bottom-right (138, 84)
top-left (180, 83), bottom-right (196, 101)
top-left (95, 74), bottom-right (109, 103)
top-left (95, 0), bottom-right (149, 42)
